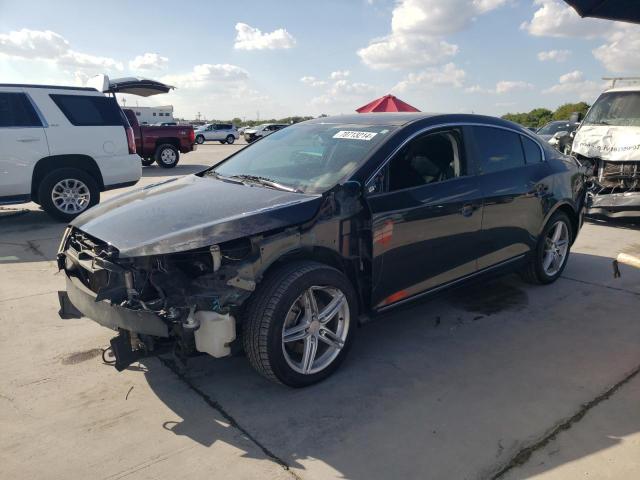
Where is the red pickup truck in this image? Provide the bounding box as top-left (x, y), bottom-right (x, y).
top-left (123, 109), bottom-right (195, 168)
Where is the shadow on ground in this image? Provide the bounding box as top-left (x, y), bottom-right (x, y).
top-left (144, 252), bottom-right (640, 480)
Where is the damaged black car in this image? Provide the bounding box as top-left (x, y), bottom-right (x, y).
top-left (58, 113), bottom-right (586, 387)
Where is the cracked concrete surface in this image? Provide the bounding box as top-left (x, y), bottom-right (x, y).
top-left (1, 143), bottom-right (639, 479)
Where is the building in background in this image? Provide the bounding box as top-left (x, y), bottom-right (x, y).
top-left (126, 105), bottom-right (174, 125)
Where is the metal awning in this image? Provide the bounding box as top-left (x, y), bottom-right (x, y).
top-left (563, 0), bottom-right (640, 24)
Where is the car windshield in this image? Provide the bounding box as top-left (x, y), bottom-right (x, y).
top-left (538, 122), bottom-right (571, 135)
top-left (212, 122), bottom-right (397, 193)
top-left (583, 91), bottom-right (640, 127)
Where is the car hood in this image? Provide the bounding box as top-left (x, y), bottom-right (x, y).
top-left (573, 125), bottom-right (640, 161)
top-left (71, 175), bottom-right (322, 257)
top-left (244, 129), bottom-right (259, 134)
top-left (538, 134), bottom-right (553, 142)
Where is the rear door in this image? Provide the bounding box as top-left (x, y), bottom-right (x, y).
top-left (466, 125), bottom-right (551, 269)
top-left (366, 127), bottom-right (483, 309)
top-left (0, 90), bottom-right (49, 199)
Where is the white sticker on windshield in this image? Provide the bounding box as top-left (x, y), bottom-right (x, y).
top-left (333, 130), bottom-right (378, 140)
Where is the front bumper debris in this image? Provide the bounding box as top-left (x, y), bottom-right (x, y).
top-left (59, 273), bottom-right (169, 337)
top-left (587, 191), bottom-right (640, 217)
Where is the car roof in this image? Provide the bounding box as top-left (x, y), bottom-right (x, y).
top-left (0, 83), bottom-right (99, 92)
top-left (304, 112), bottom-right (528, 131)
top-left (605, 85), bottom-right (640, 93)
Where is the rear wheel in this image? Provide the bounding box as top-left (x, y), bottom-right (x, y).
top-left (226, 135), bottom-right (235, 145)
top-left (141, 157), bottom-right (155, 166)
top-left (155, 144), bottom-right (179, 168)
top-left (521, 211), bottom-right (573, 284)
top-left (38, 168), bottom-right (99, 222)
top-left (243, 261), bottom-right (357, 387)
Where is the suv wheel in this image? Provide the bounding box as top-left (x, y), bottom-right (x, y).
top-left (38, 168), bottom-right (99, 222)
top-left (141, 157), bottom-right (155, 166)
top-left (243, 261), bottom-right (357, 387)
top-left (155, 144), bottom-right (179, 168)
top-left (195, 134), bottom-right (205, 144)
top-left (225, 135), bottom-right (235, 145)
top-left (521, 211), bottom-right (573, 284)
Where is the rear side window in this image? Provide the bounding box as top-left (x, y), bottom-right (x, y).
top-left (470, 126), bottom-right (525, 174)
top-left (0, 92), bottom-right (42, 127)
top-left (521, 136), bottom-right (543, 163)
top-left (50, 94), bottom-right (124, 126)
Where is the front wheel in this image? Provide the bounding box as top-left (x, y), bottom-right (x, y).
top-left (243, 261), bottom-right (357, 387)
top-left (226, 135), bottom-right (235, 145)
top-left (155, 144), bottom-right (180, 168)
top-left (38, 168), bottom-right (100, 222)
top-left (521, 211), bottom-right (573, 284)
top-left (195, 135), bottom-right (205, 144)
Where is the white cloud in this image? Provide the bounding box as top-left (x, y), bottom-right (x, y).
top-left (393, 63), bottom-right (466, 92)
top-left (495, 80), bottom-right (534, 94)
top-left (358, 35), bottom-right (458, 70)
top-left (330, 70), bottom-right (350, 80)
top-left (521, 0), bottom-right (614, 38)
top-left (522, 0), bottom-right (640, 73)
top-left (537, 49), bottom-right (571, 62)
top-left (300, 76), bottom-right (326, 87)
top-left (358, 0), bottom-right (508, 70)
top-left (129, 52), bottom-right (168, 71)
top-left (0, 28), bottom-right (123, 71)
top-left (593, 29), bottom-right (640, 73)
top-left (542, 70), bottom-right (604, 101)
top-left (310, 79), bottom-right (376, 107)
top-left (162, 63), bottom-right (248, 89)
top-left (234, 23), bottom-right (295, 50)
top-left (465, 80), bottom-right (534, 94)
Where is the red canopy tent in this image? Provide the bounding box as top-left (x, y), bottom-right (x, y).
top-left (356, 94), bottom-right (420, 113)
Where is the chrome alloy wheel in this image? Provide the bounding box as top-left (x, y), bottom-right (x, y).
top-left (51, 178), bottom-right (91, 214)
top-left (543, 220), bottom-right (569, 276)
top-left (161, 148), bottom-right (177, 164)
top-left (282, 286), bottom-right (350, 375)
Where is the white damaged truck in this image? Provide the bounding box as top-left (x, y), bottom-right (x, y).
top-left (572, 83), bottom-right (640, 218)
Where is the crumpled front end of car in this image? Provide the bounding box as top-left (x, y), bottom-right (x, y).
top-left (57, 227), bottom-right (255, 370)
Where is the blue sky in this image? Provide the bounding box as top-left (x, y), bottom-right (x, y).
top-left (1, 0), bottom-right (639, 120)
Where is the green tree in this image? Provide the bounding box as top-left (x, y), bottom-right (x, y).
top-left (552, 102), bottom-right (590, 121)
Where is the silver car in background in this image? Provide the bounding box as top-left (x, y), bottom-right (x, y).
top-left (194, 123), bottom-right (239, 144)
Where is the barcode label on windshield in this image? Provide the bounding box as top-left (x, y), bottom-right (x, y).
top-left (333, 130), bottom-right (377, 140)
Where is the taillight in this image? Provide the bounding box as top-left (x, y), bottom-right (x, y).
top-left (125, 126), bottom-right (136, 154)
top-left (188, 128), bottom-right (195, 144)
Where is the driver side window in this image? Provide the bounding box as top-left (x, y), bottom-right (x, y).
top-left (387, 129), bottom-right (466, 192)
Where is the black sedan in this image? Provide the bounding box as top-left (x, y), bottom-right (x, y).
top-left (58, 113), bottom-right (586, 387)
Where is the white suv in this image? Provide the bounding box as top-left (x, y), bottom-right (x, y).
top-left (194, 123), bottom-right (239, 144)
top-left (0, 84), bottom-right (141, 221)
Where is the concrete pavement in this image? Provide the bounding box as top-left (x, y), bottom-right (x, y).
top-left (1, 143), bottom-right (639, 479)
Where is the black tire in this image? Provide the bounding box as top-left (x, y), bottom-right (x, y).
top-left (243, 261), bottom-right (357, 387)
top-left (219, 140), bottom-right (226, 144)
top-left (37, 168), bottom-right (100, 222)
top-left (521, 211), bottom-right (573, 284)
top-left (155, 144), bottom-right (179, 168)
top-left (195, 135), bottom-right (205, 144)
top-left (226, 135), bottom-right (235, 145)
top-left (141, 157), bottom-right (155, 166)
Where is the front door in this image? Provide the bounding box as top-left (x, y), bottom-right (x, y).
top-left (366, 127), bottom-right (483, 309)
top-left (465, 125), bottom-right (552, 269)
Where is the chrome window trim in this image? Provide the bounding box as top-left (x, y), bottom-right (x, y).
top-left (365, 122), bottom-right (546, 189)
top-left (0, 91), bottom-right (48, 129)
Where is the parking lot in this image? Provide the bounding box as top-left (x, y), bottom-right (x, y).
top-left (1, 142), bottom-right (639, 480)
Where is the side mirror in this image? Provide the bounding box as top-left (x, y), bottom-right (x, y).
top-left (341, 180), bottom-right (363, 198)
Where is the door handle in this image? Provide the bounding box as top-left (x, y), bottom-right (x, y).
top-left (17, 137), bottom-right (39, 143)
top-left (461, 203), bottom-right (475, 217)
